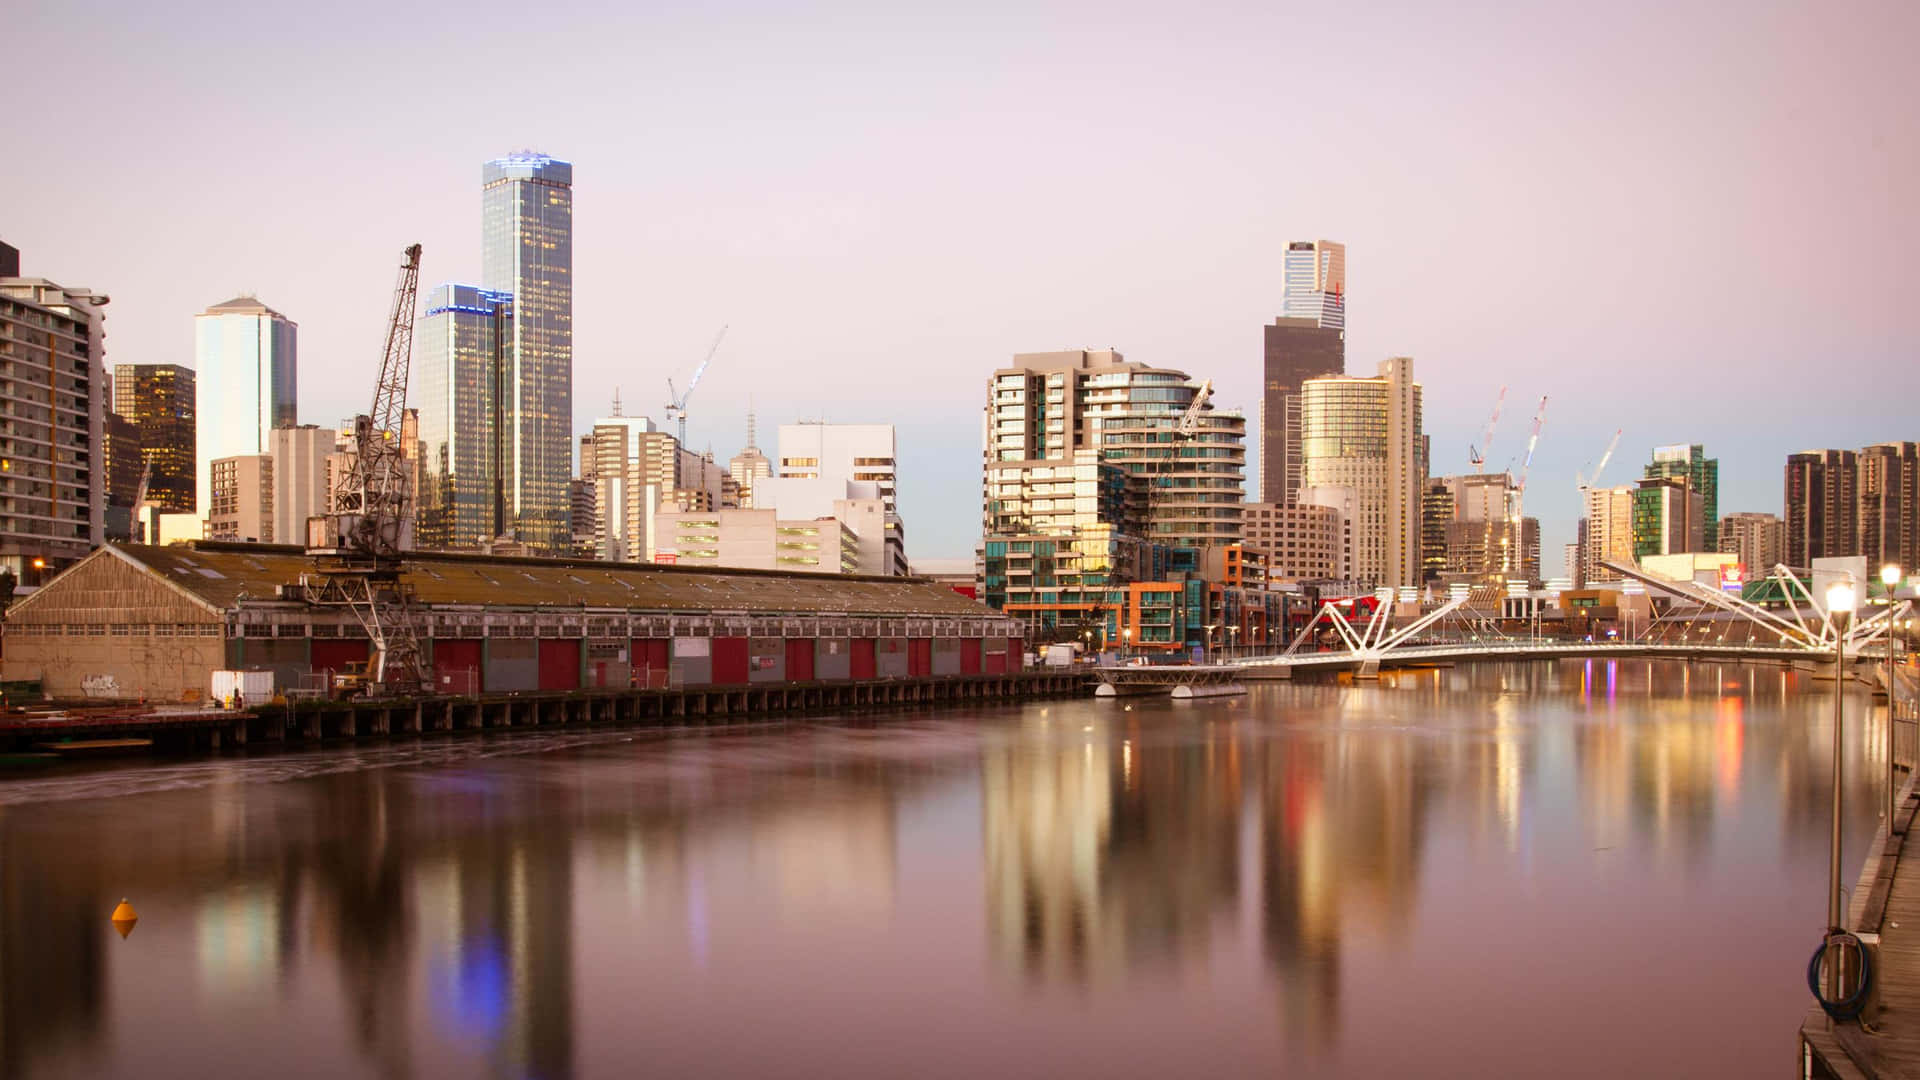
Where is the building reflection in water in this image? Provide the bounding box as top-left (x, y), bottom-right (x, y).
top-left (0, 660), bottom-right (1889, 1077)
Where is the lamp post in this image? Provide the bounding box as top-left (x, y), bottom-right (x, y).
top-left (1204, 623), bottom-right (1219, 665)
top-left (1123, 627), bottom-right (1132, 662)
top-left (1827, 578), bottom-right (1858, 992)
top-left (1885, 564), bottom-right (1903, 833)
top-left (1229, 624), bottom-right (1240, 658)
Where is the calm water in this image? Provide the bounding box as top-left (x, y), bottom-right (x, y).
top-left (0, 660), bottom-right (1886, 1078)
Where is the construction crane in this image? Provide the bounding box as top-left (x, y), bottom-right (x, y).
top-left (664, 325), bottom-right (728, 446)
top-left (1143, 380), bottom-right (1215, 547)
top-left (1505, 396), bottom-right (1549, 577)
top-left (302, 244), bottom-right (426, 695)
top-left (1576, 428), bottom-right (1623, 492)
top-left (1468, 386), bottom-right (1507, 473)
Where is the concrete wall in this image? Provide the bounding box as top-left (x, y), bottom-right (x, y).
top-left (485, 638), bottom-right (538, 692)
top-left (815, 638), bottom-right (852, 681)
top-left (226, 638), bottom-right (310, 694)
top-left (6, 634), bottom-right (227, 703)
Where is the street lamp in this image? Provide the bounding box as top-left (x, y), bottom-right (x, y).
top-left (1885, 564), bottom-right (1903, 832)
top-left (1123, 627), bottom-right (1132, 662)
top-left (1204, 623), bottom-right (1219, 665)
top-left (1825, 578), bottom-right (1858, 996)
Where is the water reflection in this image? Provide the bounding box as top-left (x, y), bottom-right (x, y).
top-left (0, 660), bottom-right (1887, 1078)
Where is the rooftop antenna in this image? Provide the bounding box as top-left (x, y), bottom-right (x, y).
top-left (611, 386), bottom-right (623, 417)
top-left (746, 395), bottom-right (758, 450)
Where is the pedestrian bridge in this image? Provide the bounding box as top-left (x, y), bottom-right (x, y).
top-left (1225, 640), bottom-right (1833, 679)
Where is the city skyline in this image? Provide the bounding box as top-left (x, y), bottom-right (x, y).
top-left (5, 1), bottom-right (1916, 562)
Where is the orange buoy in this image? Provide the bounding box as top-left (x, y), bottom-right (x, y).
top-left (110, 898), bottom-right (138, 939)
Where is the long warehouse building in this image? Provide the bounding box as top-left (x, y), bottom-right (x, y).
top-left (3, 542), bottom-right (1026, 702)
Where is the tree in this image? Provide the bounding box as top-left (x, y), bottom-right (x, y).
top-left (0, 567), bottom-right (15, 614)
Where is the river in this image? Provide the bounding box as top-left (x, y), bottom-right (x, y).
top-left (0, 659), bottom-right (1883, 1078)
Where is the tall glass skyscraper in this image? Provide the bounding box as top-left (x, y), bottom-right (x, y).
top-left (482, 152), bottom-right (573, 554)
top-left (416, 284), bottom-right (513, 550)
top-left (193, 296), bottom-right (296, 523)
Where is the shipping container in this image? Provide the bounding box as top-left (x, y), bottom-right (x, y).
top-left (211, 670), bottom-right (274, 707)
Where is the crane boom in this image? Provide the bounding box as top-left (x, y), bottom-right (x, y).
top-left (664, 324), bottom-right (728, 446)
top-left (1469, 386), bottom-right (1507, 472)
top-left (1176, 379), bottom-right (1214, 437)
top-left (1505, 395), bottom-right (1548, 578)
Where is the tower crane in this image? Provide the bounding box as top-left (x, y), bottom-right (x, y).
top-left (1142, 380), bottom-right (1214, 547)
top-left (665, 325), bottom-right (728, 446)
top-left (1505, 396), bottom-right (1548, 577)
top-left (1468, 386), bottom-right (1507, 473)
top-left (301, 244), bottom-right (427, 695)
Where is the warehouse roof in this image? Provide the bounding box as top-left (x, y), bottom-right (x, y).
top-left (90, 542), bottom-right (1001, 619)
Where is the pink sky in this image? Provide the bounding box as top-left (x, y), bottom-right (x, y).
top-left (5, 0), bottom-right (1915, 561)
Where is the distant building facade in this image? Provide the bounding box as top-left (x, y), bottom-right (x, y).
top-left (1644, 443), bottom-right (1719, 549)
top-left (1632, 476), bottom-right (1703, 558)
top-left (1582, 484), bottom-right (1636, 583)
top-left (1718, 511), bottom-right (1785, 575)
top-left (1859, 441), bottom-right (1919, 575)
top-left (269, 425), bottom-right (335, 548)
top-left (112, 363), bottom-right (196, 513)
top-left (1240, 502), bottom-right (1342, 582)
top-left (206, 454), bottom-right (273, 542)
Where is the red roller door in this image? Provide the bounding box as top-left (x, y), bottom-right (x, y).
top-left (786, 639), bottom-right (814, 682)
top-left (538, 639), bottom-right (582, 690)
top-left (1009, 640), bottom-right (1024, 671)
top-left (632, 639), bottom-right (670, 688)
top-left (960, 639), bottom-right (982, 675)
top-left (312, 639), bottom-right (369, 675)
top-left (433, 639), bottom-right (483, 695)
top-left (851, 638), bottom-right (877, 680)
top-left (909, 638), bottom-right (932, 677)
top-left (985, 650), bottom-right (1007, 674)
top-left (712, 637), bottom-right (749, 685)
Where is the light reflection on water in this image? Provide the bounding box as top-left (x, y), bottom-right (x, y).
top-left (0, 660), bottom-right (1883, 1078)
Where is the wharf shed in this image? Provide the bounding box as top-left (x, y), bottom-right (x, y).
top-left (2, 542), bottom-right (1026, 702)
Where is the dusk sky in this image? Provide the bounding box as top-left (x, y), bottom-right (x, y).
top-left (8, 0), bottom-right (1916, 563)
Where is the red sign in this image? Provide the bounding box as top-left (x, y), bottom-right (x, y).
top-left (1720, 565), bottom-right (1745, 591)
top-left (655, 552), bottom-right (678, 565)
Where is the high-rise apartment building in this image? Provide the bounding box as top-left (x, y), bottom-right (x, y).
top-left (1582, 485), bottom-right (1636, 583)
top-left (0, 243), bottom-right (107, 583)
top-left (1240, 502), bottom-right (1343, 582)
top-left (1859, 442), bottom-right (1919, 575)
top-left (1631, 476), bottom-right (1703, 558)
top-left (481, 152), bottom-right (572, 554)
top-left (1299, 356), bottom-right (1424, 587)
top-left (112, 363), bottom-right (196, 513)
top-left (194, 296), bottom-right (295, 528)
top-left (416, 284), bottom-right (513, 551)
top-left (1718, 511), bottom-right (1785, 575)
top-left (1644, 444), bottom-right (1719, 548)
top-left (1260, 240), bottom-right (1347, 506)
top-left (584, 415), bottom-right (663, 562)
top-left (1785, 449), bottom-right (1858, 568)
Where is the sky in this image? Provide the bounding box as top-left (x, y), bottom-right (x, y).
top-left (5, 0), bottom-right (1917, 564)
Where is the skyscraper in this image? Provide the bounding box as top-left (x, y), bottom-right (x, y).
top-left (194, 296), bottom-right (295, 526)
top-left (1260, 240), bottom-right (1346, 505)
top-left (1582, 485), bottom-right (1636, 583)
top-left (1631, 476), bottom-right (1703, 557)
top-left (1859, 442), bottom-right (1919, 575)
top-left (1785, 449), bottom-right (1858, 567)
top-left (113, 363), bottom-right (196, 513)
top-left (1299, 356), bottom-right (1424, 587)
top-left (416, 284), bottom-right (513, 551)
top-left (1644, 444), bottom-right (1719, 548)
top-left (481, 152), bottom-right (572, 554)
top-left (728, 408), bottom-right (773, 509)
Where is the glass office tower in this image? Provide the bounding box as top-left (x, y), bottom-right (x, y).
top-left (416, 284), bottom-right (513, 551)
top-left (482, 152), bottom-right (572, 554)
top-left (193, 296), bottom-right (296, 523)
top-left (112, 363), bottom-right (197, 513)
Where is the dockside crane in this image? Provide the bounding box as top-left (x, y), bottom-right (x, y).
top-left (300, 243), bottom-right (427, 694)
top-left (1468, 386), bottom-right (1507, 473)
top-left (665, 325), bottom-right (728, 446)
top-left (1505, 396), bottom-right (1549, 577)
